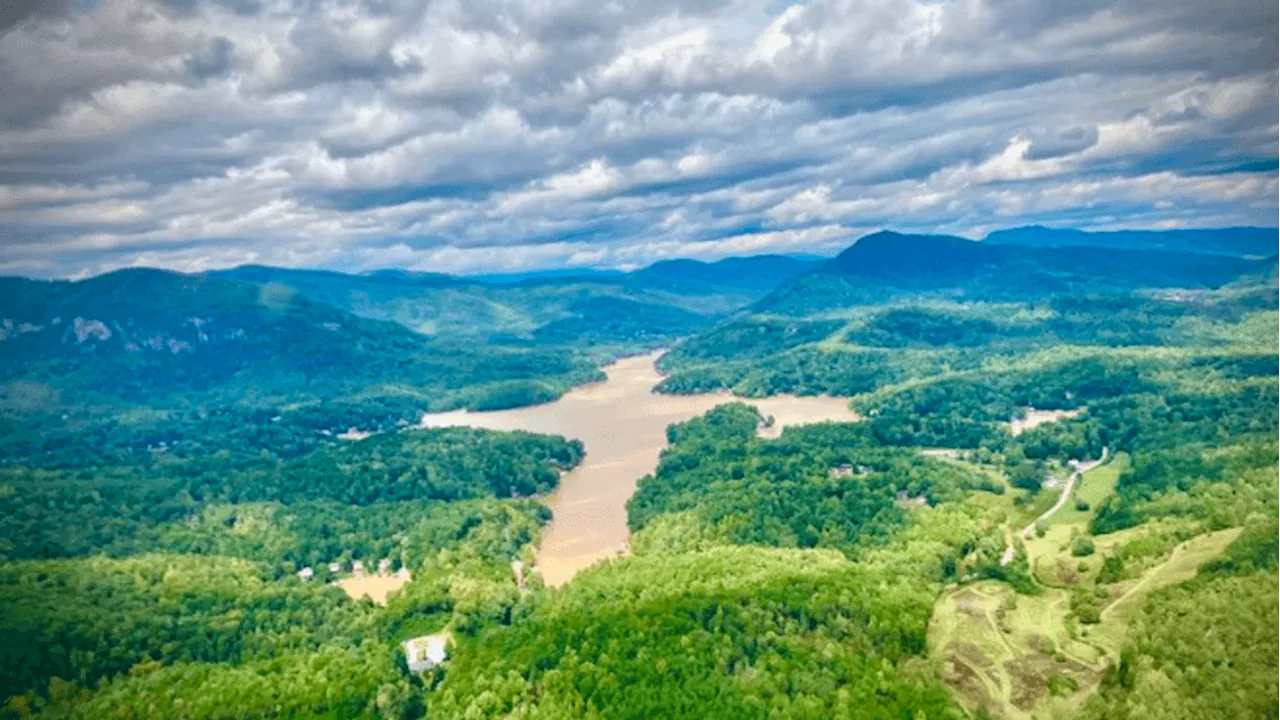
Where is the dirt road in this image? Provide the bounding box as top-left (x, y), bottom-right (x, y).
top-left (1000, 447), bottom-right (1109, 565)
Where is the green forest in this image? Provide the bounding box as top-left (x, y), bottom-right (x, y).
top-left (1, 231), bottom-right (1276, 719)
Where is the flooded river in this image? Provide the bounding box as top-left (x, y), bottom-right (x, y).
top-left (420, 351), bottom-right (859, 587)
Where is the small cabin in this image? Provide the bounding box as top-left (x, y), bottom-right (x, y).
top-left (831, 463), bottom-right (855, 477)
top-left (328, 562), bottom-right (342, 574)
top-left (403, 634), bottom-right (449, 672)
top-left (352, 560), bottom-right (365, 576)
top-left (297, 567), bottom-right (314, 581)
top-left (378, 558), bottom-right (392, 574)
top-left (895, 491), bottom-right (928, 506)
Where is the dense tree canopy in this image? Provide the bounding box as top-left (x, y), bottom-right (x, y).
top-left (428, 547), bottom-right (962, 720)
top-left (0, 428), bottom-right (582, 562)
top-left (2, 261), bottom-right (1275, 719)
top-left (0, 555), bottom-right (366, 703)
top-left (1081, 520), bottom-right (1278, 720)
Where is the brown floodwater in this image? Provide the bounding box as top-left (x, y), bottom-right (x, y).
top-left (420, 351), bottom-right (860, 587)
top-left (338, 572), bottom-right (410, 605)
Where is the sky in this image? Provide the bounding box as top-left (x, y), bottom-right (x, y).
top-left (0, 0), bottom-right (1276, 278)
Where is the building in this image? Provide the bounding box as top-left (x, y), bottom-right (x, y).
top-left (378, 558), bottom-right (392, 574)
top-left (352, 560), bottom-right (365, 576)
top-left (328, 562), bottom-right (342, 574)
top-left (297, 567), bottom-right (314, 581)
top-left (402, 634), bottom-right (449, 672)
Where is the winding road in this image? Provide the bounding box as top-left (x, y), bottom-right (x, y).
top-left (1000, 447), bottom-right (1109, 566)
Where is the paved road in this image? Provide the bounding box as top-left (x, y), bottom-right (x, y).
top-left (1000, 447), bottom-right (1109, 566)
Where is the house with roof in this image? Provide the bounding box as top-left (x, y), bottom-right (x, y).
top-left (402, 634), bottom-right (449, 672)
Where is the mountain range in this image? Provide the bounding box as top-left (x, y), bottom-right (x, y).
top-left (0, 226), bottom-right (1273, 420)
top-left (985, 226), bottom-right (1276, 258)
top-left (0, 269), bottom-right (596, 416)
top-left (754, 229), bottom-right (1274, 314)
top-left (207, 253), bottom-right (823, 342)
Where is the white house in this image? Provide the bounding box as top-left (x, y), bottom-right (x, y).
top-left (403, 634), bottom-right (449, 672)
top-left (352, 560), bottom-right (365, 576)
top-left (297, 567), bottom-right (314, 581)
top-left (378, 558), bottom-right (392, 574)
top-left (328, 562), bottom-right (342, 574)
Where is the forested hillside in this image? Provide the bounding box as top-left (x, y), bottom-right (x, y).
top-left (427, 405), bottom-right (1016, 718)
top-left (0, 268), bottom-right (599, 408)
top-left (2, 429), bottom-right (577, 717)
top-left (752, 230), bottom-right (1269, 314)
top-left (1080, 521), bottom-right (1278, 719)
top-left (2, 228), bottom-right (1275, 720)
top-left (985, 225), bottom-right (1277, 258)
top-left (209, 253), bottom-right (819, 345)
top-left (0, 268), bottom-right (591, 716)
top-left (0, 267), bottom-right (607, 486)
top-left (643, 232), bottom-right (1278, 718)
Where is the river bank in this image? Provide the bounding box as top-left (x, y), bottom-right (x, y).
top-left (421, 351), bottom-right (859, 586)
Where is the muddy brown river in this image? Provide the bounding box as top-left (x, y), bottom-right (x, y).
top-left (420, 351), bottom-right (859, 587)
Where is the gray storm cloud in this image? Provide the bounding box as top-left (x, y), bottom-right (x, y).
top-left (0, 0), bottom-right (1275, 277)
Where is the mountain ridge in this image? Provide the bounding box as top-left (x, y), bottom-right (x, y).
top-left (0, 269), bottom-right (596, 412)
top-left (984, 225), bottom-right (1276, 257)
top-left (752, 229), bottom-right (1275, 315)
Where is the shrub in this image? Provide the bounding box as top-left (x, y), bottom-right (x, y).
top-left (1071, 536), bottom-right (1096, 557)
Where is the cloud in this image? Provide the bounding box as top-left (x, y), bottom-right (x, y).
top-left (0, 0), bottom-right (1274, 277)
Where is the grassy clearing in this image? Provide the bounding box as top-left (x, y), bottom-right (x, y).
top-left (1055, 457), bottom-right (1124, 527)
top-left (931, 452), bottom-right (1238, 719)
top-left (1024, 455), bottom-right (1126, 585)
top-left (928, 581), bottom-right (1100, 720)
top-left (929, 527), bottom-right (1241, 719)
top-left (1088, 528), bottom-right (1241, 652)
top-left (1011, 485), bottom-right (1063, 530)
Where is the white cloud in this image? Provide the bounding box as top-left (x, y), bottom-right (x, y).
top-left (0, 0), bottom-right (1274, 277)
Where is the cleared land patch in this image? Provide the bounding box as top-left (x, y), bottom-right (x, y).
top-left (930, 492), bottom-right (1241, 720)
top-left (337, 571), bottom-right (411, 605)
top-left (1009, 408), bottom-right (1082, 437)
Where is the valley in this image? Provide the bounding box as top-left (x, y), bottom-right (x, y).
top-left (421, 351), bottom-right (859, 586)
top-left (4, 0), bottom-right (1277, 714)
top-left (0, 227), bottom-right (1275, 720)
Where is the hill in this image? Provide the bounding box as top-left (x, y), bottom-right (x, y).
top-left (0, 268), bottom-right (597, 428)
top-left (210, 254), bottom-right (819, 344)
top-left (985, 225), bottom-right (1277, 258)
top-left (465, 268), bottom-right (625, 284)
top-left (754, 230), bottom-right (1270, 314)
top-left (627, 254), bottom-right (823, 293)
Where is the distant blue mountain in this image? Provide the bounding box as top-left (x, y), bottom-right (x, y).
top-left (187, 253), bottom-right (819, 342)
top-left (467, 268), bottom-right (625, 284)
top-left (984, 226), bottom-right (1277, 258)
top-left (751, 230), bottom-right (1274, 315)
top-left (629, 254), bottom-right (825, 292)
top-left (215, 265), bottom-right (471, 288)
